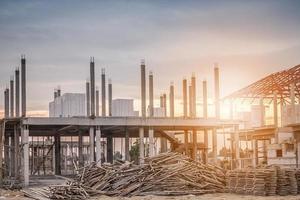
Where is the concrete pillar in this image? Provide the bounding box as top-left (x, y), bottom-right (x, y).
top-left (149, 128), bottom-right (154, 157)
top-left (89, 127), bottom-right (95, 163)
top-left (86, 81), bottom-right (90, 116)
top-left (203, 80), bottom-right (208, 119)
top-left (204, 129), bottom-right (208, 164)
top-left (90, 57), bottom-right (95, 117)
top-left (212, 128), bottom-right (218, 163)
top-left (15, 69), bottom-right (20, 117)
top-left (192, 130), bottom-right (197, 160)
top-left (4, 89), bottom-right (9, 118)
top-left (21, 55), bottom-right (26, 117)
top-left (125, 128), bottom-right (130, 161)
top-left (260, 96), bottom-right (265, 126)
top-left (4, 134), bottom-right (9, 176)
top-left (106, 135), bottom-right (113, 163)
top-left (149, 72), bottom-right (154, 117)
top-left (10, 79), bottom-right (14, 117)
top-left (189, 85), bottom-right (193, 117)
top-left (169, 83), bottom-right (174, 117)
top-left (22, 126), bottom-right (29, 186)
top-left (10, 131), bottom-right (15, 177)
top-left (108, 79), bottom-right (112, 117)
top-left (14, 126), bottom-right (19, 178)
top-left (290, 84), bottom-right (296, 123)
top-left (96, 89), bottom-right (99, 117)
top-left (139, 127), bottom-right (144, 164)
top-left (95, 127), bottom-right (101, 166)
top-left (163, 94), bottom-right (167, 116)
top-left (191, 74), bottom-right (196, 117)
top-left (54, 133), bottom-right (61, 175)
top-left (252, 139), bottom-right (258, 167)
top-left (184, 130), bottom-right (189, 156)
top-left (141, 60), bottom-right (146, 117)
top-left (234, 126), bottom-right (241, 168)
top-left (214, 64), bottom-right (220, 119)
top-left (78, 131), bottom-right (83, 167)
top-left (101, 68), bottom-right (106, 116)
top-left (183, 78), bottom-right (188, 118)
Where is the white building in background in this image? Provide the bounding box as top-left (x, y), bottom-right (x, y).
top-left (112, 99), bottom-right (138, 117)
top-left (49, 93), bottom-right (86, 117)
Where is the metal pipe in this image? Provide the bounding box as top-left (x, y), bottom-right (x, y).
top-left (90, 57), bottom-right (95, 117)
top-left (149, 71), bottom-right (154, 117)
top-left (21, 55), bottom-right (26, 117)
top-left (10, 78), bottom-right (14, 117)
top-left (86, 81), bottom-right (90, 116)
top-left (141, 60), bottom-right (146, 117)
top-left (101, 68), bottom-right (106, 116)
top-left (15, 69), bottom-right (20, 117)
top-left (108, 79), bottom-right (112, 117)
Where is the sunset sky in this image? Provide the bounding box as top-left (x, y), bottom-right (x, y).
top-left (0, 0), bottom-right (300, 117)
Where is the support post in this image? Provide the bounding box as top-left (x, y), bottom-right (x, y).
top-left (90, 57), bottom-right (95, 117)
top-left (214, 64), bottom-right (220, 119)
top-left (106, 135), bottom-right (113, 163)
top-left (183, 78), bottom-right (187, 118)
top-left (10, 79), bottom-right (14, 117)
top-left (169, 83), bottom-right (174, 117)
top-left (139, 127), bottom-right (144, 164)
top-left (78, 130), bottom-right (83, 167)
top-left (21, 55), bottom-right (26, 117)
top-left (15, 69), bottom-right (20, 117)
top-left (290, 84), bottom-right (296, 123)
top-left (204, 130), bottom-right (208, 164)
top-left (22, 126), bottom-right (29, 186)
top-left (149, 128), bottom-right (154, 157)
top-left (149, 72), bottom-right (154, 117)
top-left (252, 139), bottom-right (258, 167)
top-left (108, 79), bottom-right (112, 116)
top-left (95, 127), bottom-right (101, 166)
top-left (89, 127), bottom-right (95, 163)
top-left (125, 128), bottom-right (130, 161)
top-left (141, 60), bottom-right (146, 117)
top-left (86, 81), bottom-right (90, 116)
top-left (101, 68), bottom-right (106, 116)
top-left (96, 89), bottom-right (99, 117)
top-left (260, 96), bottom-right (265, 126)
top-left (54, 133), bottom-right (61, 175)
top-left (273, 92), bottom-right (278, 143)
top-left (234, 125), bottom-right (240, 169)
top-left (192, 129), bottom-right (197, 160)
top-left (212, 128), bottom-right (218, 163)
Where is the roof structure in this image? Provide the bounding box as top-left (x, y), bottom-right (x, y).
top-left (224, 64), bottom-right (300, 103)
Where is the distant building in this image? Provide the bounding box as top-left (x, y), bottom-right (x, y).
top-left (112, 99), bottom-right (138, 117)
top-left (147, 106), bottom-right (165, 117)
top-left (49, 93), bottom-right (86, 117)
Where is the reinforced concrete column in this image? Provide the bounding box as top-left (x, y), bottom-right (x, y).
top-left (10, 130), bottom-right (15, 177)
top-left (183, 78), bottom-right (188, 118)
top-left (101, 69), bottom-right (106, 116)
top-left (108, 79), bottom-right (112, 116)
top-left (214, 64), bottom-right (220, 119)
top-left (140, 60), bottom-right (146, 117)
top-left (273, 92), bottom-right (279, 144)
top-left (4, 134), bottom-right (9, 176)
top-left (260, 96), bottom-right (265, 126)
top-left (149, 72), bottom-right (154, 117)
top-left (21, 55), bottom-right (26, 117)
top-left (78, 130), bottom-right (83, 167)
top-left (204, 129), bottom-right (208, 164)
top-left (10, 79), bottom-right (14, 117)
top-left (234, 126), bottom-right (241, 169)
top-left (89, 127), bottom-right (95, 163)
top-left (95, 127), bottom-right (101, 166)
top-left (125, 128), bottom-right (130, 161)
top-left (4, 89), bottom-right (9, 118)
top-left (148, 128), bottom-right (154, 157)
top-left (169, 83), bottom-right (174, 117)
top-left (106, 135), bottom-right (113, 163)
top-left (96, 89), bottom-right (99, 117)
top-left (22, 126), bottom-right (29, 186)
top-left (192, 129), bottom-right (197, 160)
top-left (139, 127), bottom-right (144, 164)
top-left (90, 58), bottom-right (95, 117)
top-left (86, 81), bottom-right (90, 116)
top-left (252, 139), bottom-right (258, 167)
top-left (54, 133), bottom-right (61, 175)
top-left (184, 130), bottom-right (189, 156)
top-left (212, 128), bottom-right (218, 163)
top-left (15, 69), bottom-right (20, 117)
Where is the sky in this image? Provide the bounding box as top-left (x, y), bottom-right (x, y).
top-left (0, 0), bottom-right (300, 117)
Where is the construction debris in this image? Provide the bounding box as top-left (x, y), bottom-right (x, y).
top-left (23, 152), bottom-right (226, 199)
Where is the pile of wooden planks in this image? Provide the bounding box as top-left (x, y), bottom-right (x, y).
top-left (23, 152), bottom-right (226, 199)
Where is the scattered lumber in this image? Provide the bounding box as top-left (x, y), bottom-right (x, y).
top-left (23, 152), bottom-right (226, 199)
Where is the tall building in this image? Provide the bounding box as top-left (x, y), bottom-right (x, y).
top-left (49, 93), bottom-right (86, 117)
top-left (111, 99), bottom-right (138, 117)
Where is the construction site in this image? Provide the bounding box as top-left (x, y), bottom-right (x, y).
top-left (0, 55), bottom-right (299, 200)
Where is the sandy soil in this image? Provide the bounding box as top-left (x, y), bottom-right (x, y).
top-left (2, 191), bottom-right (300, 200)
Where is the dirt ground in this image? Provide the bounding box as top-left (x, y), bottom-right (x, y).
top-left (2, 191), bottom-right (300, 200)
